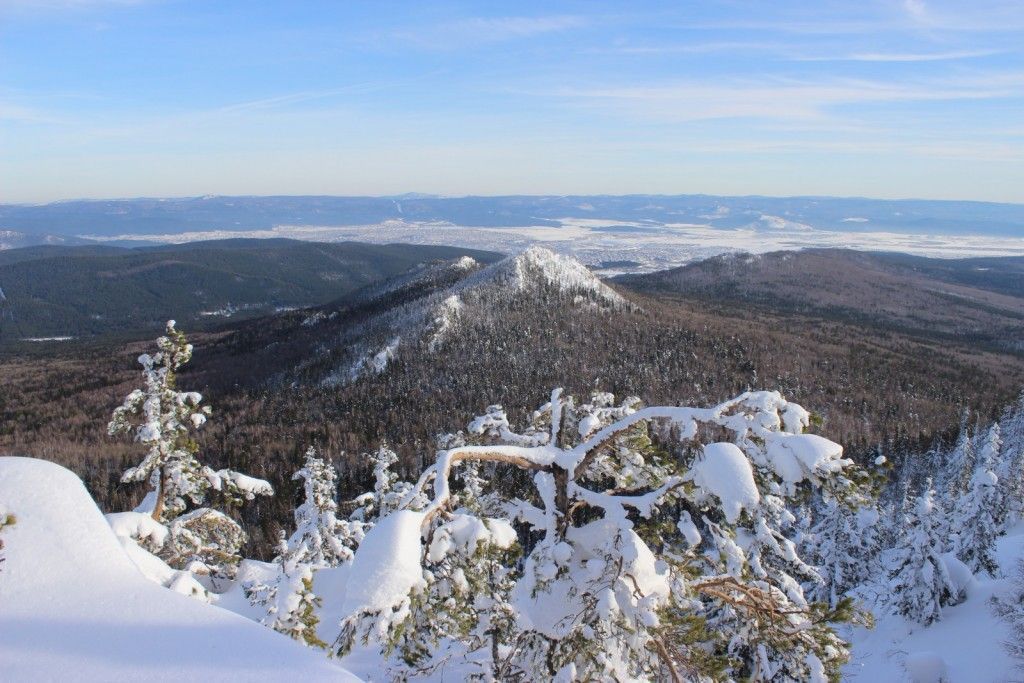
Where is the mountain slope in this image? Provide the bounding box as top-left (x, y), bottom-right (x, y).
top-left (4, 247), bottom-right (1024, 558)
top-left (0, 239), bottom-right (502, 342)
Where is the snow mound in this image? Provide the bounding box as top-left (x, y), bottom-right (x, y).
top-left (341, 509), bottom-right (426, 619)
top-left (0, 456), bottom-right (356, 682)
top-left (904, 651), bottom-right (949, 682)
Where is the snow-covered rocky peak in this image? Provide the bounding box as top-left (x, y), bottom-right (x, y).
top-left (484, 246), bottom-right (626, 307)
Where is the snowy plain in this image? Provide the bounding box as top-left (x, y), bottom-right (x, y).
top-left (79, 216), bottom-right (1024, 275)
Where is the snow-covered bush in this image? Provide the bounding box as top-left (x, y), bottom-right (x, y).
top-left (247, 531), bottom-right (326, 649)
top-left (336, 388), bottom-right (871, 681)
top-left (109, 321), bottom-right (272, 580)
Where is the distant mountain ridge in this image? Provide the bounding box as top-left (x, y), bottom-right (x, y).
top-left (2, 194), bottom-right (1023, 238)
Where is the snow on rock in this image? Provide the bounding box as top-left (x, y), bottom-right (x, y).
top-left (340, 509), bottom-right (426, 620)
top-left (0, 456), bottom-right (356, 682)
top-left (370, 337), bottom-right (401, 374)
top-left (427, 295), bottom-right (463, 352)
top-left (487, 246), bottom-right (625, 307)
top-left (687, 442), bottom-right (760, 523)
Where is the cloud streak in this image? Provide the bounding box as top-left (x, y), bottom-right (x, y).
top-left (390, 15), bottom-right (586, 50)
top-left (797, 49), bottom-right (1006, 62)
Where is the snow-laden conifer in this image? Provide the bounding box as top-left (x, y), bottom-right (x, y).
top-left (810, 499), bottom-right (882, 608)
top-left (886, 483), bottom-right (961, 625)
top-left (290, 447), bottom-right (355, 568)
top-left (943, 413), bottom-right (976, 499)
top-left (998, 392), bottom-right (1024, 527)
top-left (953, 424), bottom-right (1002, 576)
top-left (109, 321), bottom-right (272, 579)
top-left (350, 443), bottom-right (426, 524)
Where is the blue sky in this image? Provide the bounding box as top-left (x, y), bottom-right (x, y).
top-left (1, 0), bottom-right (1022, 203)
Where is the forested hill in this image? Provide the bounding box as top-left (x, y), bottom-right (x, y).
top-left (618, 248), bottom-right (1024, 351)
top-left (0, 239), bottom-right (502, 343)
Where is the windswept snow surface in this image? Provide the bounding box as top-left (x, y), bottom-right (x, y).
top-left (846, 526), bottom-right (1024, 682)
top-left (0, 457), bottom-right (357, 682)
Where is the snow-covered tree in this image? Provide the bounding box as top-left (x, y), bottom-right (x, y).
top-left (289, 447), bottom-right (355, 568)
top-left (108, 320), bottom-right (213, 522)
top-left (998, 392), bottom-right (1024, 527)
top-left (350, 443), bottom-right (426, 524)
top-left (886, 483), bottom-right (962, 626)
top-left (336, 389), bottom-right (871, 682)
top-left (943, 413), bottom-right (976, 499)
top-left (109, 321), bottom-right (272, 580)
top-left (810, 499), bottom-right (882, 608)
top-left (247, 531), bottom-right (326, 649)
top-left (952, 424), bottom-right (1002, 576)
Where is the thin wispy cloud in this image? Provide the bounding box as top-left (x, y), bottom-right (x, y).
top-left (391, 15), bottom-right (586, 50)
top-left (0, 0), bottom-right (145, 10)
top-left (797, 49), bottom-right (1006, 63)
top-left (549, 76), bottom-right (1018, 124)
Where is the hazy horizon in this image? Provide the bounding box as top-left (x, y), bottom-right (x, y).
top-left (4, 190), bottom-right (1024, 208)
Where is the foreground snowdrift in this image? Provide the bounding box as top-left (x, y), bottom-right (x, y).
top-left (0, 457), bottom-right (357, 682)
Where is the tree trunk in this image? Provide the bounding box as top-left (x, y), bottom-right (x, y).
top-left (151, 467), bottom-right (168, 522)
